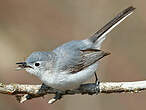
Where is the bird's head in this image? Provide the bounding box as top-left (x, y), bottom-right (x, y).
top-left (16, 51), bottom-right (55, 77)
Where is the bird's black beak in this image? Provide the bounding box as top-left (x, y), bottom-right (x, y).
top-left (16, 62), bottom-right (32, 70)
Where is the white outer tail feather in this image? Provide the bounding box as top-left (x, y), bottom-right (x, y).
top-left (94, 12), bottom-right (134, 49)
top-left (87, 6), bottom-right (136, 49)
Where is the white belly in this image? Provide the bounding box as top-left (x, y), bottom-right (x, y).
top-left (41, 63), bottom-right (98, 90)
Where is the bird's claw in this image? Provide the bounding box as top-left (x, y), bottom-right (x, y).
top-left (94, 72), bottom-right (100, 94)
top-left (48, 91), bottom-right (63, 104)
top-left (95, 80), bottom-right (100, 94)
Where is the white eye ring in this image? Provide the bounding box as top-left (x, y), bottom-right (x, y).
top-left (35, 62), bottom-right (40, 67)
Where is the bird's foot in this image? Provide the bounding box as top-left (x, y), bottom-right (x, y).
top-left (94, 72), bottom-right (100, 94)
top-left (48, 91), bottom-right (63, 104)
top-left (40, 83), bottom-right (63, 104)
top-left (95, 80), bottom-right (100, 94)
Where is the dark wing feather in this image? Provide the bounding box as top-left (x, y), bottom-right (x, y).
top-left (69, 48), bottom-right (110, 73)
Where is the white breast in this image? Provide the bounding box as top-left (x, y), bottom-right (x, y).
top-left (41, 62), bottom-right (99, 90)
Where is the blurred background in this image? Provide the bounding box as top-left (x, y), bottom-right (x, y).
top-left (0, 0), bottom-right (146, 110)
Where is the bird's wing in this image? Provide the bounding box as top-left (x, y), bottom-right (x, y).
top-left (70, 48), bottom-right (110, 73)
top-left (53, 40), bottom-right (109, 73)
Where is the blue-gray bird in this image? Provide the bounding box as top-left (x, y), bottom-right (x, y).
top-left (16, 7), bottom-right (135, 91)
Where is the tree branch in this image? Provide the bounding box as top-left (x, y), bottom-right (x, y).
top-left (0, 81), bottom-right (146, 104)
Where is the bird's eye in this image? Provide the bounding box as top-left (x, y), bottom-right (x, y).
top-left (35, 63), bottom-right (40, 67)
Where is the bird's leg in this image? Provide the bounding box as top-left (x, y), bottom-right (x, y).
top-left (94, 72), bottom-right (100, 94)
top-left (94, 72), bottom-right (98, 83)
top-left (48, 91), bottom-right (63, 104)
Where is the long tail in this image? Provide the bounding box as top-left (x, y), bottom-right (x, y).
top-left (88, 6), bottom-right (136, 49)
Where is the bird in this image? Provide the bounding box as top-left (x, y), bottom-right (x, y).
top-left (16, 6), bottom-right (135, 92)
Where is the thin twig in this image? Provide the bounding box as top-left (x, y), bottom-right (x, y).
top-left (0, 81), bottom-right (146, 103)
